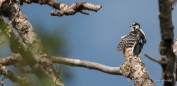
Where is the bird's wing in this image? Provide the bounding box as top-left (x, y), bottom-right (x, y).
top-left (117, 32), bottom-right (138, 51)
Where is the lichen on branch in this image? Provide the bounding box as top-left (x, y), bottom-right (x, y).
top-left (50, 2), bottom-right (102, 16)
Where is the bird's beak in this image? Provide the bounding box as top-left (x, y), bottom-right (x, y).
top-left (129, 26), bottom-right (132, 27)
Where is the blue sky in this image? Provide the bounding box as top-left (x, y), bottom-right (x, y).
top-left (1, 0), bottom-right (177, 86)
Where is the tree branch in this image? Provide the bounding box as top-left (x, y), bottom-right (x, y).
top-left (144, 53), bottom-right (161, 64)
top-left (50, 2), bottom-right (102, 16)
top-left (11, 0), bottom-right (102, 17)
top-left (158, 0), bottom-right (175, 86)
top-left (50, 56), bottom-right (122, 75)
top-left (1, 3), bottom-right (64, 86)
top-left (0, 64), bottom-right (36, 86)
top-left (0, 53), bottom-right (22, 66)
top-left (0, 17), bottom-right (26, 54)
top-left (121, 48), bottom-right (155, 86)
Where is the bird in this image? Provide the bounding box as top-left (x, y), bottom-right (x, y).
top-left (117, 22), bottom-right (146, 56)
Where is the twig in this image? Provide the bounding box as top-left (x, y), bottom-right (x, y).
top-left (144, 53), bottom-right (160, 63)
top-left (0, 65), bottom-right (36, 86)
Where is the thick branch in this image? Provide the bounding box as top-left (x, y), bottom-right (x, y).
top-left (51, 56), bottom-right (122, 75)
top-left (122, 48), bottom-right (155, 86)
top-left (0, 17), bottom-right (26, 54)
top-left (0, 65), bottom-right (36, 86)
top-left (1, 3), bottom-right (63, 86)
top-left (158, 0), bottom-right (176, 86)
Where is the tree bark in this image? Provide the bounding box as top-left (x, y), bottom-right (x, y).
top-left (158, 0), bottom-right (175, 86)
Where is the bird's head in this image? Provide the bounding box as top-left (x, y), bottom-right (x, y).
top-left (130, 22), bottom-right (140, 31)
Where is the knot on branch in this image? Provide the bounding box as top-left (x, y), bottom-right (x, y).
top-left (120, 61), bottom-right (131, 77)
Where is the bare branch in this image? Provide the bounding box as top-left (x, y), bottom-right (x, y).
top-left (50, 2), bottom-right (102, 16)
top-left (20, 0), bottom-right (102, 16)
top-left (0, 53), bottom-right (22, 66)
top-left (50, 56), bottom-right (122, 75)
top-left (0, 65), bottom-right (36, 86)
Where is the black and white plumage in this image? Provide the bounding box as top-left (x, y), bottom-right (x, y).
top-left (117, 22), bottom-right (146, 56)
